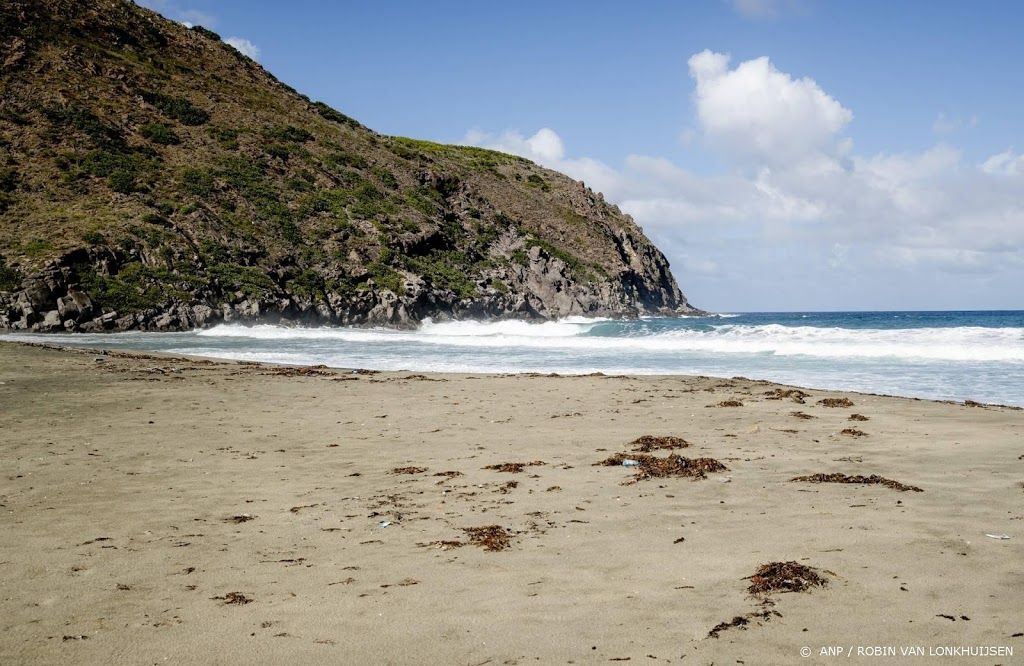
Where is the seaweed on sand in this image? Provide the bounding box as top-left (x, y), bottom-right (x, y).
top-left (628, 435), bottom-right (690, 451)
top-left (746, 561), bottom-right (828, 596)
top-left (791, 472), bottom-right (922, 492)
top-left (818, 397), bottom-right (854, 407)
top-left (483, 461), bottom-right (546, 473)
top-left (597, 452), bottom-right (727, 483)
top-left (463, 525), bottom-right (513, 551)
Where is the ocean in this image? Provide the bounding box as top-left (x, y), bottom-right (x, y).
top-left (6, 310), bottom-right (1024, 407)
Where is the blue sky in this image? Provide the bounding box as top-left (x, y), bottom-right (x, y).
top-left (137, 0), bottom-right (1024, 312)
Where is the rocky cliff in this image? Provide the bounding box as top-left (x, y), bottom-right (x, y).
top-left (0, 0), bottom-right (702, 332)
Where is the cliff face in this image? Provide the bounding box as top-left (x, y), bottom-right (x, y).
top-left (0, 0), bottom-right (702, 332)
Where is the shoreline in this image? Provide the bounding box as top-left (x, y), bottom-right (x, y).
top-left (5, 338), bottom-right (1022, 412)
top-left (1, 341), bottom-right (1022, 664)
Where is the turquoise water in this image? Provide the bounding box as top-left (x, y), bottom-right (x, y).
top-left (7, 310), bottom-right (1024, 406)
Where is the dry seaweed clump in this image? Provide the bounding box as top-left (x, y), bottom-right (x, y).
top-left (264, 365), bottom-right (333, 377)
top-left (848, 413), bottom-right (869, 421)
top-left (629, 435), bottom-right (690, 451)
top-left (463, 525), bottom-right (513, 551)
top-left (391, 466), bottom-right (427, 475)
top-left (597, 452), bottom-right (727, 483)
top-left (213, 592), bottom-right (253, 605)
top-left (711, 400), bottom-right (744, 408)
top-left (483, 461), bottom-right (546, 473)
top-left (764, 388), bottom-right (811, 403)
top-left (791, 472), bottom-right (923, 492)
top-left (746, 561), bottom-right (828, 596)
top-left (818, 397), bottom-right (855, 407)
top-left (790, 411), bottom-right (815, 420)
top-left (840, 428), bottom-right (868, 437)
top-left (707, 609), bottom-right (782, 639)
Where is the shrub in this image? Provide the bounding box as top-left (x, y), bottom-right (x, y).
top-left (325, 151), bottom-right (368, 170)
top-left (142, 213), bottom-right (172, 227)
top-left (189, 25), bottom-right (221, 40)
top-left (140, 91), bottom-right (210, 126)
top-left (82, 231), bottom-right (106, 245)
top-left (526, 173), bottom-right (550, 191)
top-left (0, 168), bottom-right (18, 193)
top-left (405, 251), bottom-right (478, 299)
top-left (207, 262), bottom-right (274, 298)
top-left (44, 105), bottom-right (124, 149)
top-left (140, 123), bottom-right (180, 145)
top-left (181, 168), bottom-right (215, 197)
top-left (287, 268), bottom-right (325, 299)
top-left (312, 101), bottom-right (360, 129)
top-left (262, 125), bottom-right (313, 143)
top-left (208, 126), bottom-right (242, 150)
top-left (108, 169), bottom-right (136, 193)
top-left (366, 262), bottom-right (404, 294)
top-left (263, 143), bottom-right (289, 160)
top-left (0, 255), bottom-right (21, 291)
top-left (371, 167), bottom-right (398, 189)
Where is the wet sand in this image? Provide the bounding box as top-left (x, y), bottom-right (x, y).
top-left (1, 341), bottom-right (1022, 664)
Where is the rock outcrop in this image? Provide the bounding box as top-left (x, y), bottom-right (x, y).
top-left (0, 0), bottom-right (702, 333)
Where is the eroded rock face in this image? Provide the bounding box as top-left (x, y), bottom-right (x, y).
top-left (0, 241), bottom-right (703, 333)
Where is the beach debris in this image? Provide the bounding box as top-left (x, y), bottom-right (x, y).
top-left (764, 388), bottom-right (811, 403)
top-left (708, 609), bottom-right (782, 638)
top-left (263, 365), bottom-right (333, 377)
top-left (463, 525), bottom-right (513, 551)
top-left (391, 466), bottom-right (427, 475)
top-left (746, 561), bottom-right (828, 596)
top-left (377, 520), bottom-right (391, 528)
top-left (289, 504), bottom-right (319, 513)
top-left (213, 592), bottom-right (253, 605)
top-left (224, 514), bottom-right (255, 523)
top-left (483, 461), bottom-right (546, 473)
top-left (985, 533), bottom-right (1011, 540)
top-left (840, 428), bottom-right (868, 437)
top-left (621, 459), bottom-right (641, 467)
top-left (790, 411), bottom-right (815, 419)
top-left (380, 578), bottom-right (420, 588)
top-left (62, 635), bottom-right (90, 641)
top-left (790, 472), bottom-right (922, 492)
top-left (848, 413), bottom-right (870, 421)
top-left (420, 540), bottom-right (465, 550)
top-left (597, 452), bottom-right (727, 483)
top-left (818, 397), bottom-right (855, 407)
top-left (629, 435), bottom-right (690, 451)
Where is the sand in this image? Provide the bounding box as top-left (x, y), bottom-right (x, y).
top-left (1, 341), bottom-right (1022, 664)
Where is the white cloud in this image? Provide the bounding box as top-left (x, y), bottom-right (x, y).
top-left (224, 37), bottom-right (260, 60)
top-left (688, 50), bottom-right (852, 168)
top-left (980, 149), bottom-right (1024, 176)
top-left (462, 52), bottom-right (1024, 309)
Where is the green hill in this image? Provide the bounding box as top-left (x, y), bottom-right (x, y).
top-left (0, 0), bottom-right (700, 332)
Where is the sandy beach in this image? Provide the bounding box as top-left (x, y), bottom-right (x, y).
top-left (1, 340), bottom-right (1022, 665)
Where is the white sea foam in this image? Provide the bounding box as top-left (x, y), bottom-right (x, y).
top-left (195, 321), bottom-right (1024, 362)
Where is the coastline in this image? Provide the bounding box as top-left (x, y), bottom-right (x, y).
top-left (1, 341), bottom-right (1021, 664)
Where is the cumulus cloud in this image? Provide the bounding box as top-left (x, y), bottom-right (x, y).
top-left (688, 50), bottom-right (852, 167)
top-left (462, 51), bottom-right (1024, 309)
top-left (224, 37), bottom-right (260, 60)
